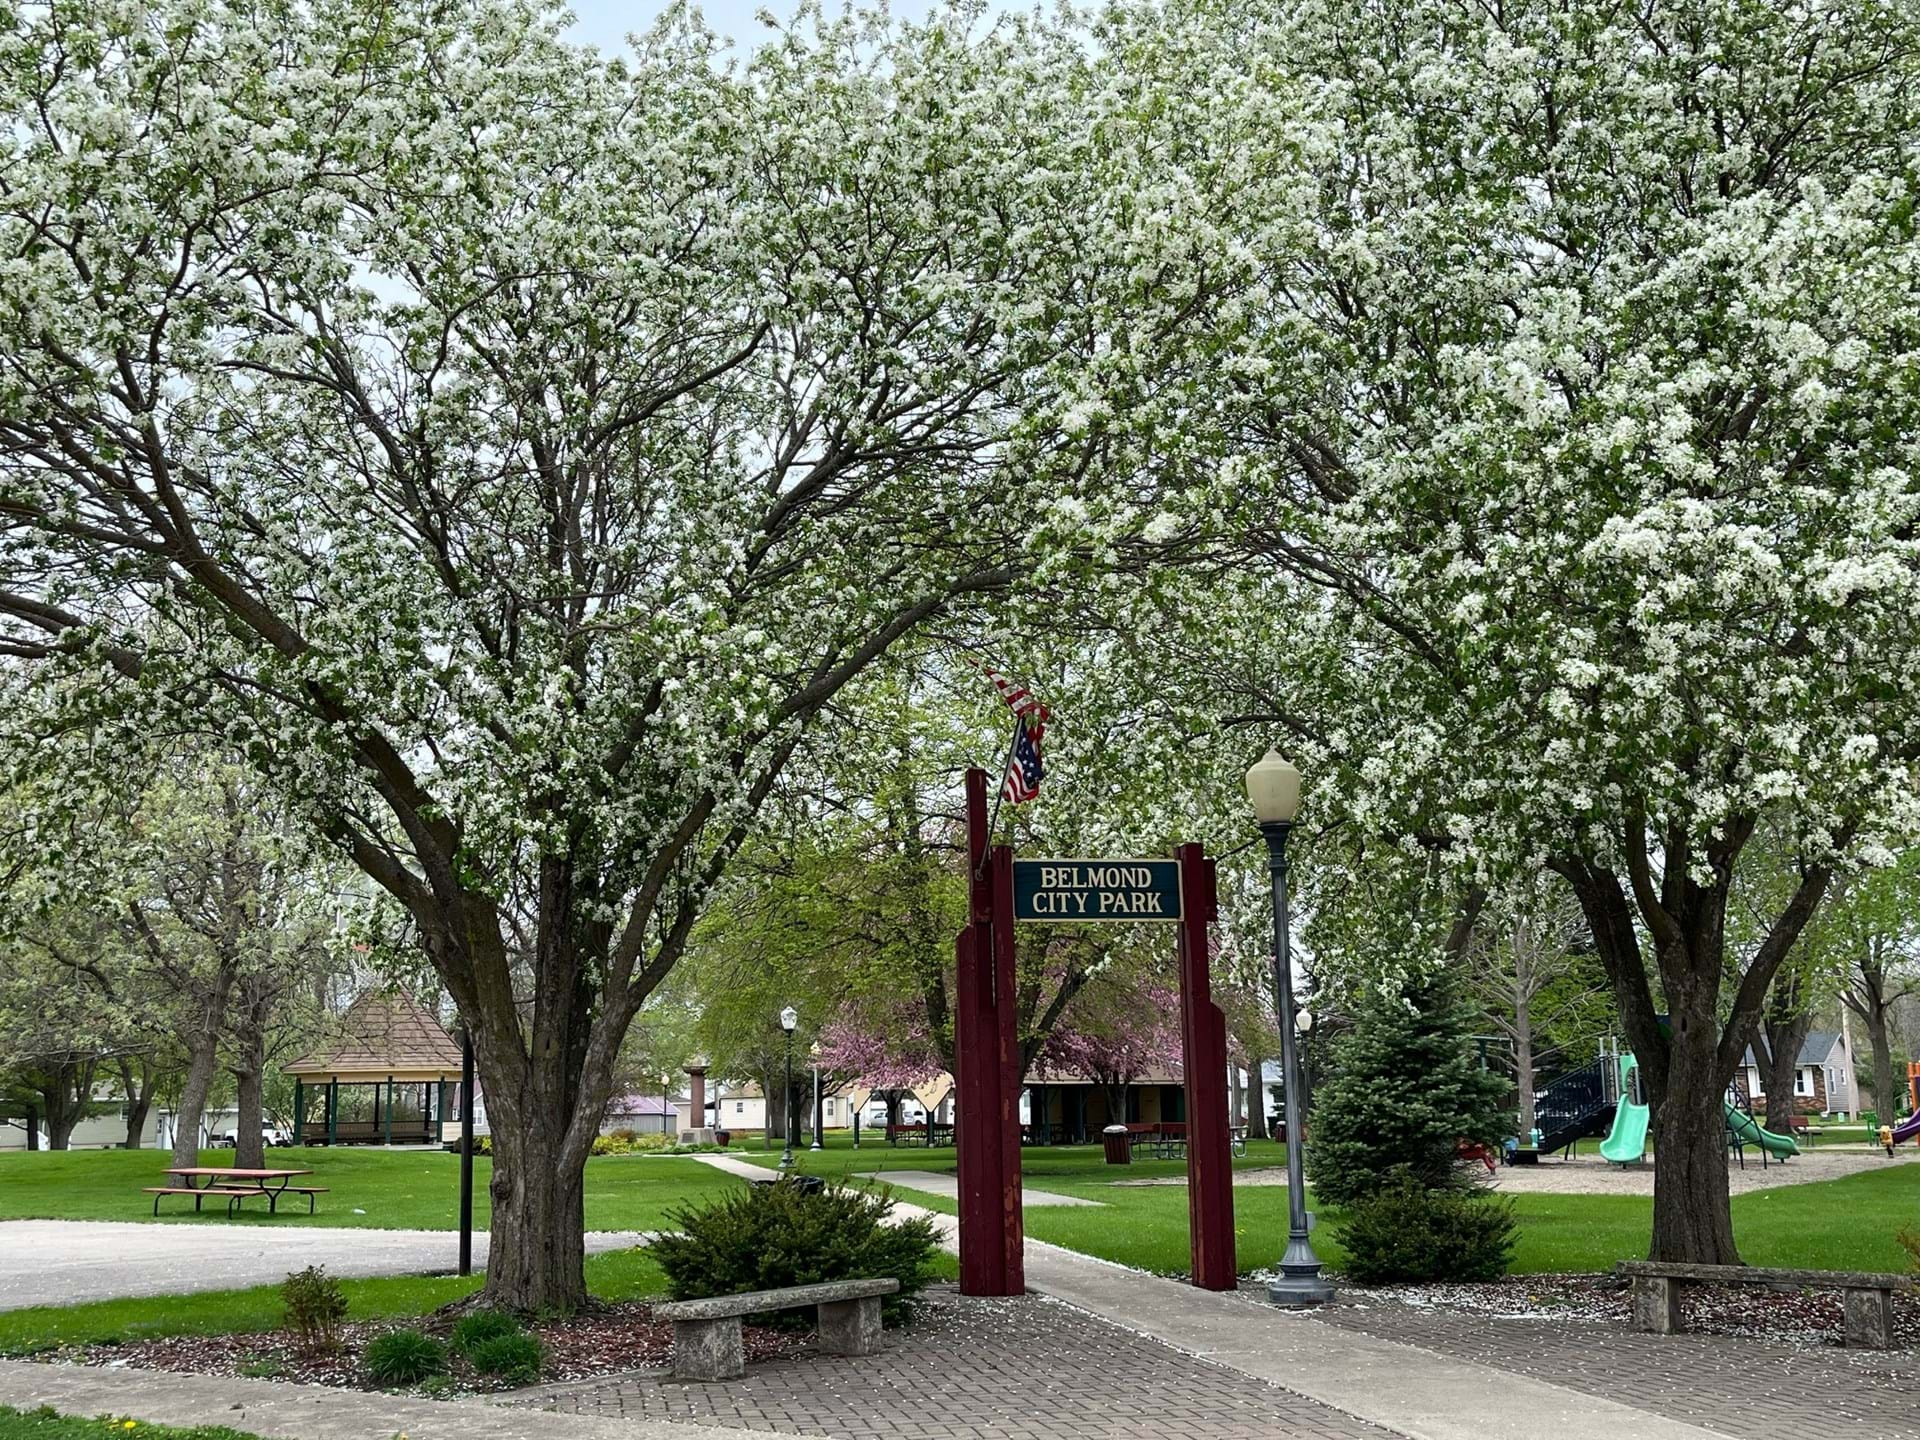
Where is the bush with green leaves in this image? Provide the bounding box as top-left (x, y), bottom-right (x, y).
top-left (450, 1309), bottom-right (521, 1354)
top-left (1306, 963), bottom-right (1511, 1206)
top-left (362, 1329), bottom-right (445, 1385)
top-left (1335, 1172), bottom-right (1517, 1284)
top-left (279, 1266), bottom-right (347, 1353)
top-left (467, 1331), bottom-right (544, 1385)
top-left (651, 1177), bottom-right (939, 1325)
top-left (1898, 1225), bottom-right (1920, 1275)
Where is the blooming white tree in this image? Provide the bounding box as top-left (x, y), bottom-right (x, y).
top-left (0, 0), bottom-right (1261, 1304)
top-left (1174, 0), bottom-right (1920, 1261)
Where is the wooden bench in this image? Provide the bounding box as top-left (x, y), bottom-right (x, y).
top-left (653, 1278), bottom-right (900, 1380)
top-left (142, 1186), bottom-right (255, 1217)
top-left (1618, 1261), bottom-right (1911, 1348)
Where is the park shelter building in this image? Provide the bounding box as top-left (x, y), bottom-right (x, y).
top-left (284, 990), bottom-right (466, 1145)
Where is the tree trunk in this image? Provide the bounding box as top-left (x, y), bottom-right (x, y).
top-left (171, 1026), bottom-right (223, 1168)
top-left (1867, 1006), bottom-right (1896, 1121)
top-left (1246, 1062), bottom-right (1270, 1138)
top-left (229, 987), bottom-right (269, 1168)
top-left (1513, 989), bottom-right (1537, 1138)
top-left (1761, 1008), bottom-right (1814, 1137)
top-left (40, 1067), bottom-right (86, 1151)
top-left (1227, 1062), bottom-right (1244, 1128)
top-left (1651, 1081), bottom-right (1740, 1264)
top-left (1554, 824), bottom-right (1836, 1266)
top-left (117, 1058), bottom-right (155, 1150)
top-left (232, 1057), bottom-right (265, 1168)
top-left (484, 1114), bottom-right (589, 1312)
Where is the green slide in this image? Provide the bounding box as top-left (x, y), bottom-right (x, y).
top-left (1600, 1054), bottom-right (1649, 1165)
top-left (1724, 1103), bottom-right (1799, 1159)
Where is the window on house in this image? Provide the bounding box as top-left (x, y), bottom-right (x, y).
top-left (1794, 1069), bottom-right (1812, 1097)
top-left (735, 1102), bottom-right (745, 1114)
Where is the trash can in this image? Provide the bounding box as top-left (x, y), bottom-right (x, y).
top-left (714, 1129), bottom-right (731, 1148)
top-left (1102, 1124), bottom-right (1131, 1165)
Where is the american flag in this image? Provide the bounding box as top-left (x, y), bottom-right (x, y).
top-left (979, 663), bottom-right (1048, 805)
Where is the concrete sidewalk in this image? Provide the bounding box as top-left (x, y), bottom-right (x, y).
top-left (0, 1221), bottom-right (650, 1310)
top-left (851, 1170), bottom-right (1102, 1206)
top-left (0, 1359), bottom-right (787, 1440)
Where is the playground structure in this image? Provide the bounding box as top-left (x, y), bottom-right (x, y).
top-left (1723, 1099), bottom-right (1799, 1165)
top-left (1518, 1043), bottom-right (1805, 1167)
top-left (1598, 1053), bottom-right (1649, 1165)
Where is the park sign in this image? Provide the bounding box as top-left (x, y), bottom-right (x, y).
top-left (1011, 858), bottom-right (1182, 923)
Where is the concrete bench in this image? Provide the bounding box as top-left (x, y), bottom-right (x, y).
top-left (1618, 1261), bottom-right (1911, 1348)
top-left (653, 1277), bottom-right (900, 1380)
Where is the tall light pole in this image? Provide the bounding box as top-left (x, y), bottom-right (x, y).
top-left (809, 1041), bottom-right (824, 1152)
top-left (1246, 750), bottom-right (1334, 1308)
top-left (779, 1007), bottom-right (798, 1169)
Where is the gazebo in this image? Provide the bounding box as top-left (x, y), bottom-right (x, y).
top-left (285, 990), bottom-right (464, 1146)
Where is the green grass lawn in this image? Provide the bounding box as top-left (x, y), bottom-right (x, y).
top-left (749, 1135), bottom-right (1920, 1277)
top-left (0, 1407), bottom-right (268, 1440)
top-left (0, 1147), bottom-right (738, 1232)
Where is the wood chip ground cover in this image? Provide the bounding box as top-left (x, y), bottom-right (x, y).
top-left (1322, 1272), bottom-right (1920, 1348)
top-left (35, 1305), bottom-right (810, 1396)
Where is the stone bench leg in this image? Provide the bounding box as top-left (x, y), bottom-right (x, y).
top-left (1630, 1276), bottom-right (1683, 1335)
top-left (816, 1295), bottom-right (883, 1356)
top-left (672, 1316), bottom-right (745, 1380)
top-left (1843, 1287), bottom-right (1894, 1349)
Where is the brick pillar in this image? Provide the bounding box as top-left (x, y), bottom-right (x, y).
top-left (1176, 843), bottom-right (1236, 1290)
top-left (685, 1065), bottom-right (707, 1138)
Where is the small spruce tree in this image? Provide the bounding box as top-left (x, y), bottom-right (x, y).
top-left (1307, 962), bottom-right (1511, 1207)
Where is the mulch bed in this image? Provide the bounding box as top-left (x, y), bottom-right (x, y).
top-left (50, 1302), bottom-right (812, 1396)
top-left (1332, 1272), bottom-right (1920, 1349)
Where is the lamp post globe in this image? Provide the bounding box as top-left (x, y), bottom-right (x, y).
top-left (1245, 749), bottom-right (1334, 1308)
top-left (779, 1007), bottom-right (798, 1169)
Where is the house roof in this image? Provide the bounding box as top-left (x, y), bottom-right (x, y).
top-left (283, 990), bottom-right (463, 1079)
top-left (605, 1094), bottom-right (677, 1116)
top-left (1741, 1030), bottom-right (1845, 1070)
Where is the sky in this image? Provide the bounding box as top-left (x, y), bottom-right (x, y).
top-left (564, 0), bottom-right (953, 51)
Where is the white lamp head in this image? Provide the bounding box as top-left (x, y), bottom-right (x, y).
top-left (1296, 1008), bottom-right (1314, 1034)
top-left (779, 1006), bottom-right (798, 1032)
top-left (1245, 749), bottom-right (1303, 825)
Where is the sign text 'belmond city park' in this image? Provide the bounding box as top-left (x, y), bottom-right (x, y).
top-left (1011, 858), bottom-right (1183, 923)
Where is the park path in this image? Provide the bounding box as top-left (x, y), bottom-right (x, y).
top-left (0, 1358), bottom-right (782, 1440)
top-left (0, 1220), bottom-right (650, 1310)
top-left (685, 1153), bottom-right (1720, 1440)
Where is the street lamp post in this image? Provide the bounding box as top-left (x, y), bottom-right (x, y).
top-left (779, 1007), bottom-right (798, 1169)
top-left (809, 1042), bottom-right (824, 1152)
top-left (1246, 750), bottom-right (1334, 1308)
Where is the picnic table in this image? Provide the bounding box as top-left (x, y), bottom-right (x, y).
top-left (143, 1167), bottom-right (327, 1217)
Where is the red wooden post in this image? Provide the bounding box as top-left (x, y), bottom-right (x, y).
top-left (954, 769), bottom-right (1023, 1295)
top-left (1176, 843), bottom-right (1236, 1290)
top-left (991, 841), bottom-right (1026, 1293)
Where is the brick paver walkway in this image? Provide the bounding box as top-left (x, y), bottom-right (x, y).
top-left (519, 1287), bottom-right (1403, 1440)
top-left (1311, 1297), bottom-right (1920, 1440)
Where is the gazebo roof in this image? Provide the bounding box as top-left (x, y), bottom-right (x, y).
top-left (284, 990), bottom-right (462, 1080)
